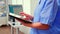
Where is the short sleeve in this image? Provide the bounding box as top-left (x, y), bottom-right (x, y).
top-left (39, 0), bottom-right (58, 25)
top-left (57, 0), bottom-right (60, 6)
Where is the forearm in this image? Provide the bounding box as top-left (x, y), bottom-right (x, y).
top-left (32, 23), bottom-right (49, 30)
top-left (26, 22), bottom-right (49, 30)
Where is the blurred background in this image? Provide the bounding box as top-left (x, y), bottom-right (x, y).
top-left (0, 0), bottom-right (60, 34)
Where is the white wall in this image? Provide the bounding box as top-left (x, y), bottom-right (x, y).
top-left (9, 0), bottom-right (23, 5)
top-left (31, 0), bottom-right (38, 16)
top-left (23, 0), bottom-right (38, 16)
top-left (23, 0), bottom-right (31, 15)
top-left (16, 0), bottom-right (23, 5)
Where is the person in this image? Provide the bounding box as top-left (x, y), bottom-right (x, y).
top-left (16, 0), bottom-right (60, 34)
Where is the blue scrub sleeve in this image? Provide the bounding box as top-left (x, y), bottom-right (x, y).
top-left (39, 0), bottom-right (58, 25)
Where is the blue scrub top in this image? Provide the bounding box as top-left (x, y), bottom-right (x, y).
top-left (30, 0), bottom-right (60, 34)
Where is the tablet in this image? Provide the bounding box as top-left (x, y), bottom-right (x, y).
top-left (9, 13), bottom-right (32, 24)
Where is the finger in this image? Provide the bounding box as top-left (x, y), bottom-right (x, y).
top-left (24, 17), bottom-right (30, 20)
top-left (19, 12), bottom-right (25, 14)
top-left (19, 12), bottom-right (25, 16)
top-left (19, 12), bottom-right (28, 16)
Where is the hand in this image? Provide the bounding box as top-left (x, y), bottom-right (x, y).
top-left (20, 12), bottom-right (33, 20)
top-left (16, 18), bottom-right (32, 27)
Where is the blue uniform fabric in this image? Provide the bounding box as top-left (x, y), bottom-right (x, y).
top-left (57, 0), bottom-right (60, 6)
top-left (30, 0), bottom-right (60, 34)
